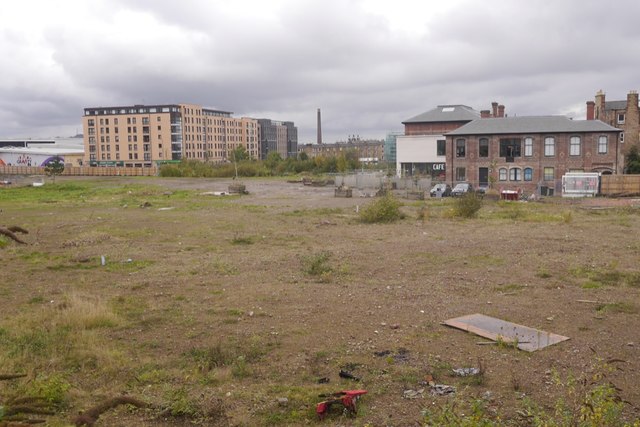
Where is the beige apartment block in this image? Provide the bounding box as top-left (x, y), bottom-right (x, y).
top-left (82, 104), bottom-right (260, 167)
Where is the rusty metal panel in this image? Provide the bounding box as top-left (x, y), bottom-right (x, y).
top-left (443, 313), bottom-right (570, 352)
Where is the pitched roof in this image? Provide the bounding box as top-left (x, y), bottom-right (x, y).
top-left (605, 100), bottom-right (628, 111)
top-left (402, 105), bottom-right (480, 124)
top-left (446, 116), bottom-right (620, 136)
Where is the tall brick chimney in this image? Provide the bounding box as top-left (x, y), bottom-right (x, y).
top-left (498, 104), bottom-right (505, 118)
top-left (626, 90), bottom-right (639, 147)
top-left (480, 110), bottom-right (491, 118)
top-left (317, 108), bottom-right (322, 144)
top-left (586, 101), bottom-right (595, 120)
top-left (491, 102), bottom-right (498, 118)
top-left (595, 90), bottom-right (605, 120)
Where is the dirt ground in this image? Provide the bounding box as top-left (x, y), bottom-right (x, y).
top-left (1, 176), bottom-right (639, 426)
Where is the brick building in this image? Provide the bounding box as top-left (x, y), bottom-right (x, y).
top-left (298, 137), bottom-right (384, 163)
top-left (82, 104), bottom-right (262, 167)
top-left (446, 116), bottom-right (622, 194)
top-left (590, 90), bottom-right (639, 153)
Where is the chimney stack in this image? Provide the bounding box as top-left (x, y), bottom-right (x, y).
top-left (317, 108), bottom-right (322, 144)
top-left (595, 90), bottom-right (605, 120)
top-left (480, 110), bottom-right (491, 118)
top-left (491, 102), bottom-right (498, 118)
top-left (586, 101), bottom-right (595, 120)
top-left (626, 91), bottom-right (639, 147)
top-left (498, 104), bottom-right (505, 118)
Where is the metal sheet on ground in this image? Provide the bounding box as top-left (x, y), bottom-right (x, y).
top-left (443, 313), bottom-right (570, 352)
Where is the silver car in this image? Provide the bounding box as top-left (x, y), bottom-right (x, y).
top-left (451, 182), bottom-right (474, 197)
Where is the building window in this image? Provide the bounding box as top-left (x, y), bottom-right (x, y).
top-left (114, 118), bottom-right (118, 125)
top-left (543, 167), bottom-right (554, 181)
top-left (509, 168), bottom-right (521, 181)
top-left (499, 138), bottom-right (521, 158)
top-left (499, 168), bottom-right (507, 181)
top-left (618, 113), bottom-right (625, 124)
top-left (437, 139), bottom-right (446, 156)
top-left (115, 145), bottom-right (119, 151)
top-left (455, 167), bottom-right (466, 182)
top-left (524, 167), bottom-right (533, 181)
top-left (620, 132), bottom-right (624, 143)
top-left (544, 137), bottom-right (555, 156)
top-left (524, 137), bottom-right (533, 157)
top-left (598, 136), bottom-right (608, 154)
top-left (88, 119), bottom-right (95, 126)
top-left (456, 139), bottom-right (466, 158)
top-left (569, 136), bottom-right (581, 156)
top-left (88, 137), bottom-right (95, 144)
top-left (479, 138), bottom-right (489, 157)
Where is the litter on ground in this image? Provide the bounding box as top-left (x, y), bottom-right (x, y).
top-left (443, 313), bottom-right (570, 352)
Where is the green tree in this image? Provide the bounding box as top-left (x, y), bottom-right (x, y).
top-left (625, 145), bottom-right (640, 173)
top-left (264, 151), bottom-right (282, 174)
top-left (44, 157), bottom-right (65, 183)
top-left (231, 146), bottom-right (249, 162)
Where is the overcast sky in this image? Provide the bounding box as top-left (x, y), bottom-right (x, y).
top-left (1, 0), bottom-right (639, 143)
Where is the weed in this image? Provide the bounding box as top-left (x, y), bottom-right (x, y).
top-left (359, 193), bottom-right (405, 223)
top-left (494, 283), bottom-right (525, 294)
top-left (561, 210), bottom-right (573, 223)
top-left (452, 192), bottom-right (482, 218)
top-left (596, 302), bottom-right (638, 314)
top-left (28, 296), bottom-right (46, 304)
top-left (231, 356), bottom-right (252, 378)
top-left (22, 373), bottom-right (71, 408)
top-left (536, 267), bottom-right (552, 279)
top-left (231, 234), bottom-right (254, 245)
top-left (302, 251), bottom-right (333, 278)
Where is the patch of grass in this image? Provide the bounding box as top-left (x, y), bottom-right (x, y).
top-left (301, 251), bottom-right (333, 279)
top-left (110, 295), bottom-right (149, 320)
top-left (359, 193), bottom-right (405, 223)
top-left (452, 192), bottom-right (482, 218)
top-left (494, 283), bottom-right (526, 293)
top-left (570, 264), bottom-right (626, 288)
top-left (231, 234), bottom-right (254, 245)
top-left (20, 373), bottom-right (71, 408)
top-left (28, 295), bottom-right (46, 304)
top-left (211, 258), bottom-right (238, 275)
top-left (535, 267), bottom-right (552, 279)
top-left (596, 302), bottom-right (638, 314)
top-left (104, 259), bottom-right (154, 272)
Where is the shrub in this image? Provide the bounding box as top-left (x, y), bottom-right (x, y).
top-left (359, 193), bottom-right (404, 223)
top-left (302, 251), bottom-right (333, 277)
top-left (452, 193), bottom-right (482, 218)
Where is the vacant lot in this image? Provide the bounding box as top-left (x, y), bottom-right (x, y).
top-left (1, 177), bottom-right (639, 426)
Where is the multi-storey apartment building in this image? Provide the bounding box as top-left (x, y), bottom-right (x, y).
top-left (257, 119), bottom-right (298, 160)
top-left (590, 90), bottom-right (639, 151)
top-left (82, 103), bottom-right (260, 167)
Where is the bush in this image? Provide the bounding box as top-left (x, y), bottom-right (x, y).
top-left (452, 193), bottom-right (482, 218)
top-left (359, 194), bottom-right (404, 223)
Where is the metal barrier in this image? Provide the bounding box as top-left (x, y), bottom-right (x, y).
top-left (0, 165), bottom-right (158, 177)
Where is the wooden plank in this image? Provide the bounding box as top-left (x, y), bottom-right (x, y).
top-left (443, 313), bottom-right (570, 352)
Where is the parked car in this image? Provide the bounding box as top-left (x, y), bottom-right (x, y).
top-left (451, 182), bottom-right (474, 197)
top-left (429, 183), bottom-right (452, 197)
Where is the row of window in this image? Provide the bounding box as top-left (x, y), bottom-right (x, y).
top-left (451, 136), bottom-right (610, 158)
top-left (454, 167), bottom-right (556, 182)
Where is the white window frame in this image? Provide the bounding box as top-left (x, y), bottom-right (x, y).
top-left (509, 168), bottom-right (521, 181)
top-left (598, 136), bottom-right (608, 154)
top-left (544, 137), bottom-right (555, 156)
top-left (524, 137), bottom-right (533, 157)
top-left (618, 113), bottom-right (625, 124)
top-left (499, 168), bottom-right (507, 181)
top-left (543, 167), bottom-right (554, 181)
top-left (569, 136), bottom-right (581, 156)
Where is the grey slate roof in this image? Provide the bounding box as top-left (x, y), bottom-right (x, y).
top-left (605, 100), bottom-right (627, 111)
top-left (403, 105), bottom-right (480, 124)
top-left (446, 116), bottom-right (621, 136)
